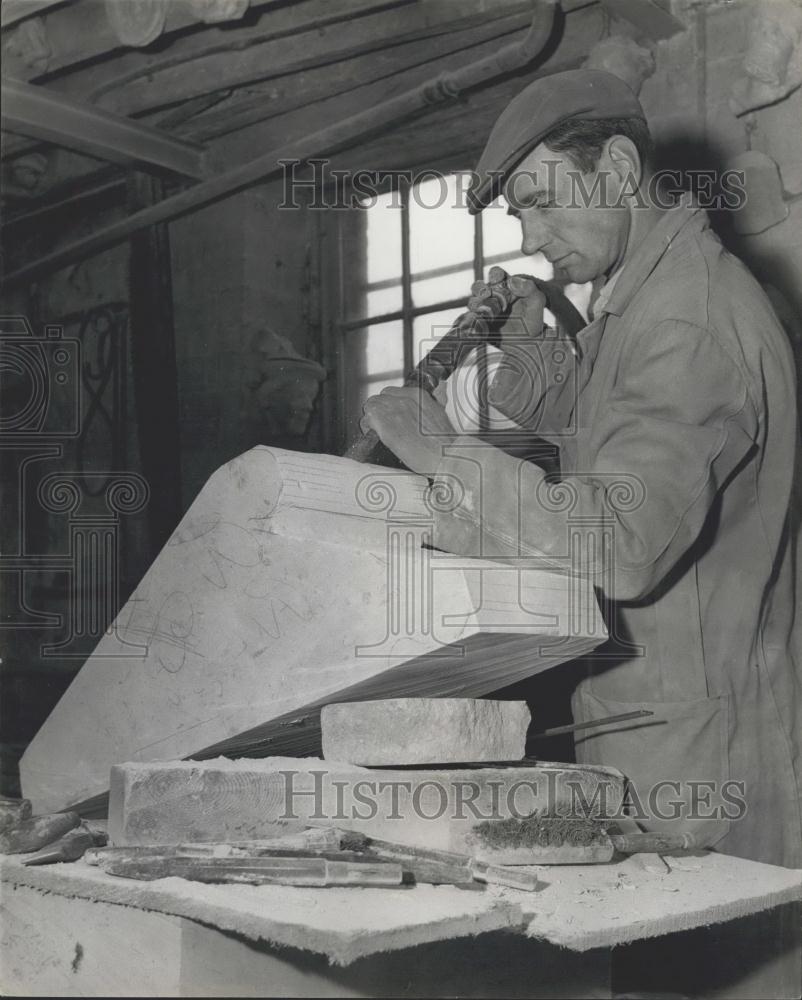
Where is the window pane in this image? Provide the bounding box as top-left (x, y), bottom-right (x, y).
top-left (344, 320), bottom-right (404, 379)
top-left (364, 191), bottom-right (403, 314)
top-left (412, 265), bottom-right (473, 309)
top-left (409, 174), bottom-right (474, 278)
top-left (412, 308), bottom-right (461, 366)
top-left (366, 282), bottom-right (402, 318)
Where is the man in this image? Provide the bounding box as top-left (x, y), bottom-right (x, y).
top-left (362, 70), bottom-right (802, 869)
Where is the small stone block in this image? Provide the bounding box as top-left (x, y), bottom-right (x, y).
top-left (321, 698), bottom-right (531, 765)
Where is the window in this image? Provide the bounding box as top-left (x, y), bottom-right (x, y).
top-left (333, 172), bottom-right (591, 447)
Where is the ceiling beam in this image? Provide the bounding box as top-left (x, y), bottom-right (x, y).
top-left (0, 0), bottom-right (71, 29)
top-left (1, 76), bottom-right (209, 179)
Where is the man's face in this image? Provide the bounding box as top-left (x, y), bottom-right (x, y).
top-left (503, 141), bottom-right (630, 284)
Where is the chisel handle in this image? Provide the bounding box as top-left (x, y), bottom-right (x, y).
top-left (610, 831), bottom-right (699, 854)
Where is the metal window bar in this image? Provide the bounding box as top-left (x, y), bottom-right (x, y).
top-left (339, 174), bottom-right (531, 438)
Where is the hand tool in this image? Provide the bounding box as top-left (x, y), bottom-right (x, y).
top-left (89, 834), bottom-right (544, 891)
top-left (88, 839), bottom-right (472, 887)
top-left (22, 825), bottom-right (96, 866)
top-left (98, 852), bottom-right (404, 887)
top-left (319, 833), bottom-right (544, 891)
top-left (468, 814), bottom-right (701, 865)
top-left (345, 266), bottom-right (586, 465)
top-left (0, 811), bottom-right (80, 854)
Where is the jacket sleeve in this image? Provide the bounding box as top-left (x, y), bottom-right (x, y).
top-left (431, 320), bottom-right (757, 601)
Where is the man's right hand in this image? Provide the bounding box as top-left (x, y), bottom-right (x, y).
top-left (468, 270), bottom-right (547, 346)
top-left (468, 270), bottom-right (549, 425)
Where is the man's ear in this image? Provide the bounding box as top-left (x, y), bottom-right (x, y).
top-left (605, 136), bottom-right (642, 191)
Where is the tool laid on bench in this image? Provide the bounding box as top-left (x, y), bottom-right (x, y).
top-left (468, 813), bottom-right (700, 865)
top-left (87, 830), bottom-right (544, 892)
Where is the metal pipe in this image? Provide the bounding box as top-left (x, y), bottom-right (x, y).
top-left (3, 0), bottom-right (557, 290)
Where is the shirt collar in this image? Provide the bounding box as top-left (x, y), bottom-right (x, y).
top-left (589, 267), bottom-right (623, 319)
top-left (596, 194), bottom-right (707, 318)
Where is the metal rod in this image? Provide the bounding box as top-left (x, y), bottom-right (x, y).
top-left (529, 709), bottom-right (655, 740)
top-left (3, 0), bottom-right (556, 290)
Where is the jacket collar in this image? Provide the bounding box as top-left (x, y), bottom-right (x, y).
top-left (598, 193), bottom-right (708, 318)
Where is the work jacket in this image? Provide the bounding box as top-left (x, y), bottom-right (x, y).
top-left (432, 198), bottom-right (802, 868)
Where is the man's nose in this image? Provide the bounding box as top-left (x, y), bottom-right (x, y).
top-left (520, 214), bottom-right (550, 256)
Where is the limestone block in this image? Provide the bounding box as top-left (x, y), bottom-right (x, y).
top-left (108, 758), bottom-right (626, 854)
top-left (321, 699), bottom-right (530, 766)
top-left (21, 447), bottom-right (605, 814)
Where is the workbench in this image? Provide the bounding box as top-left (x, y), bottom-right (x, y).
top-left (2, 851), bottom-right (800, 997)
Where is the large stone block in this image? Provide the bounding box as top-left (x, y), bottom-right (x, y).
top-left (321, 698), bottom-right (530, 765)
top-left (108, 758), bottom-right (626, 853)
top-left (21, 448), bottom-right (605, 813)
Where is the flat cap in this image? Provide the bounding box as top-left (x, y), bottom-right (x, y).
top-left (468, 69), bottom-right (646, 214)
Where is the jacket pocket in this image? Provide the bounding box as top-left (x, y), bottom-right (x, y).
top-left (572, 685), bottom-right (731, 847)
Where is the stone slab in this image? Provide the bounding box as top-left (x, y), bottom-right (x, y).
top-left (107, 756), bottom-right (625, 854)
top-left (321, 698), bottom-right (531, 765)
top-left (21, 447), bottom-right (606, 814)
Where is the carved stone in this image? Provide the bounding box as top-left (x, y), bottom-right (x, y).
top-left (20, 447), bottom-right (605, 813)
top-left (105, 0), bottom-right (167, 48)
top-left (583, 35), bottom-right (655, 96)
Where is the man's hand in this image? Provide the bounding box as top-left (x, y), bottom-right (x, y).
top-left (361, 386), bottom-right (456, 476)
top-left (468, 271), bottom-right (547, 347)
top-left (469, 272), bottom-right (549, 423)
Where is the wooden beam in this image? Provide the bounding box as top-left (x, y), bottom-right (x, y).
top-left (216, 1), bottom-right (603, 173)
top-left (1, 0), bottom-right (409, 84)
top-left (178, 9), bottom-right (534, 143)
top-left (90, 0), bottom-right (530, 117)
top-left (127, 175), bottom-right (183, 551)
top-left (3, 1), bottom-right (558, 288)
top-left (1, 76), bottom-right (208, 178)
top-left (0, 0), bottom-right (71, 29)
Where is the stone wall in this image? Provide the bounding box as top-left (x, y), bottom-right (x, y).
top-left (638, 0), bottom-right (802, 367)
top-left (169, 180), bottom-right (318, 507)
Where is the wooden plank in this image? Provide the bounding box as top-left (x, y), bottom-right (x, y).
top-left (2, 2), bottom-right (560, 285)
top-left (94, 1), bottom-right (535, 117)
top-left (214, 1), bottom-right (604, 171)
top-left (176, 9), bottom-right (534, 142)
top-left (0, 0), bottom-right (290, 80)
top-left (23, 0), bottom-right (519, 112)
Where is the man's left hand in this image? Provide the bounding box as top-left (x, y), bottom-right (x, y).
top-left (361, 386), bottom-right (456, 476)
